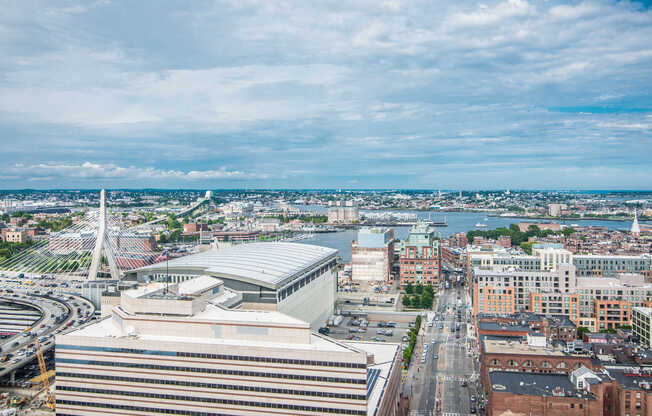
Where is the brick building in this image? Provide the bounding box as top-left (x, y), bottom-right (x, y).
top-left (488, 372), bottom-right (605, 416)
top-left (399, 222), bottom-right (440, 287)
top-left (481, 338), bottom-right (596, 391)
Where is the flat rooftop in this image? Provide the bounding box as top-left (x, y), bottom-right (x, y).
top-left (133, 242), bottom-right (338, 288)
top-left (490, 371), bottom-right (594, 399)
top-left (479, 321), bottom-right (531, 333)
top-left (483, 338), bottom-right (579, 356)
top-left (62, 313), bottom-right (354, 353)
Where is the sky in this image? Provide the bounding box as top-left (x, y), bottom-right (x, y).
top-left (1, 0), bottom-right (651, 190)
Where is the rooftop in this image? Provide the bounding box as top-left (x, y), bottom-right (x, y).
top-left (633, 307), bottom-right (652, 317)
top-left (483, 337), bottom-right (579, 356)
top-left (478, 321), bottom-right (531, 333)
top-left (490, 371), bottom-right (593, 399)
top-left (132, 242), bottom-right (338, 288)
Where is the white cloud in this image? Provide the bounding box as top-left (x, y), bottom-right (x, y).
top-left (6, 162), bottom-right (268, 181)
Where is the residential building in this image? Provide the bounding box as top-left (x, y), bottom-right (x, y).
top-left (632, 307), bottom-right (652, 348)
top-left (548, 203), bottom-right (567, 217)
top-left (4, 229), bottom-right (27, 243)
top-left (328, 206), bottom-right (359, 223)
top-left (399, 222), bottom-right (440, 286)
top-left (351, 227), bottom-right (394, 282)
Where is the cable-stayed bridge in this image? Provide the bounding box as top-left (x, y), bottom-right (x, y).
top-left (0, 190), bottom-right (163, 280)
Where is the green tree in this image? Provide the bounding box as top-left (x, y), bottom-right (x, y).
top-left (405, 282), bottom-right (414, 294)
top-left (402, 295), bottom-right (411, 307)
top-left (577, 326), bottom-right (590, 339)
top-left (415, 283), bottom-right (424, 295)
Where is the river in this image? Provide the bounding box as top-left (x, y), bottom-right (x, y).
top-left (293, 205), bottom-right (646, 261)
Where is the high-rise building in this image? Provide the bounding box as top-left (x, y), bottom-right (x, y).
top-left (399, 222), bottom-right (440, 286)
top-left (351, 227), bottom-right (394, 282)
top-left (56, 276), bottom-right (402, 416)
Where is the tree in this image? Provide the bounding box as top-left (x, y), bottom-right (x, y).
top-left (577, 326), bottom-right (590, 339)
top-left (402, 295), bottom-right (411, 307)
top-left (405, 282), bottom-right (414, 294)
top-left (415, 283), bottom-right (424, 295)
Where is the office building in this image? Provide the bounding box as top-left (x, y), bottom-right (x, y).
top-left (351, 227), bottom-right (394, 282)
top-left (128, 242), bottom-right (338, 329)
top-left (56, 277), bottom-right (402, 416)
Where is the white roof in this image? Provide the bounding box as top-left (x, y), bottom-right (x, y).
top-left (134, 242), bottom-right (337, 288)
top-left (178, 275), bottom-right (221, 296)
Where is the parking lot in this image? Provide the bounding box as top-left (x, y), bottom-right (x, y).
top-left (326, 315), bottom-right (416, 346)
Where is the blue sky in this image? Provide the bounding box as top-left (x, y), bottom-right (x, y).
top-left (1, 0), bottom-right (651, 189)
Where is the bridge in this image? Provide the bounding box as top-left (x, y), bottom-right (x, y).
top-left (0, 189), bottom-right (174, 280)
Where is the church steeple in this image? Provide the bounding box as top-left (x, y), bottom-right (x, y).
top-left (631, 208), bottom-right (641, 238)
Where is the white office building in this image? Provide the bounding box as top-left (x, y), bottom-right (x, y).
top-left (56, 277), bottom-right (402, 416)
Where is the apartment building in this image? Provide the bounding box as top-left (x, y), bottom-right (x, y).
top-left (632, 307), bottom-right (652, 348)
top-left (56, 277), bottom-right (402, 416)
top-left (399, 222), bottom-right (440, 286)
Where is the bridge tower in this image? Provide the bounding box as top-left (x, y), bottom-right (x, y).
top-left (88, 189), bottom-right (121, 280)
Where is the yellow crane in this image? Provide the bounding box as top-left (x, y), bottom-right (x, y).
top-left (35, 339), bottom-right (55, 410)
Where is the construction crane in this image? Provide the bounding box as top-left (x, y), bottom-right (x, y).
top-left (35, 340), bottom-right (55, 410)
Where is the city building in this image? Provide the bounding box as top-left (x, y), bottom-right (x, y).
top-left (4, 229), bottom-right (28, 243)
top-left (56, 277), bottom-right (402, 416)
top-left (488, 371), bottom-right (605, 416)
top-left (398, 222), bottom-right (440, 287)
top-left (548, 203), bottom-right (567, 217)
top-left (632, 307), bottom-right (652, 348)
top-left (128, 242), bottom-right (338, 329)
top-left (328, 205), bottom-right (360, 223)
top-left (351, 227), bottom-right (394, 282)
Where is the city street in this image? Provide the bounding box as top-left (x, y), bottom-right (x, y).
top-left (405, 276), bottom-right (480, 416)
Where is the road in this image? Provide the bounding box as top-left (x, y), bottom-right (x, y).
top-left (405, 276), bottom-right (481, 416)
top-left (0, 275), bottom-right (96, 382)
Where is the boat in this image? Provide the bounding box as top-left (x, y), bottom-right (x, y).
top-left (484, 217), bottom-right (489, 221)
top-left (475, 223), bottom-right (487, 228)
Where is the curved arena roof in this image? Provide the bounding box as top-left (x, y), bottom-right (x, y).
top-left (132, 242), bottom-right (338, 289)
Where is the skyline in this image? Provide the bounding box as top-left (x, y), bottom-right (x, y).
top-left (2, 1), bottom-right (652, 189)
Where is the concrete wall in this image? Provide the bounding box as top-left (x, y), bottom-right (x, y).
top-left (279, 268), bottom-right (335, 330)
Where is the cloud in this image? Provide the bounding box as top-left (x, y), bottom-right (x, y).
top-left (0, 1), bottom-right (651, 188)
top-left (5, 162), bottom-right (268, 182)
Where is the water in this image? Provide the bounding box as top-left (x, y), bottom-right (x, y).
top-left (295, 206), bottom-right (645, 261)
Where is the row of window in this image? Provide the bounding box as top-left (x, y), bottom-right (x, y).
top-left (57, 372), bottom-right (366, 400)
top-left (56, 358), bottom-right (366, 384)
top-left (56, 387), bottom-right (367, 415)
top-left (57, 344), bottom-right (365, 369)
top-left (278, 260), bottom-right (335, 301)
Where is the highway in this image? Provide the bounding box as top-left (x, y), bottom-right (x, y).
top-left (405, 274), bottom-right (481, 416)
top-left (0, 275), bottom-right (95, 384)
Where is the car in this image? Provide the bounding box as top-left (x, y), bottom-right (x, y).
top-left (347, 334), bottom-right (355, 340)
top-left (456, 334), bottom-right (460, 338)
top-left (318, 327), bottom-right (330, 335)
top-left (428, 322), bottom-right (433, 327)
top-left (420, 357), bottom-right (426, 363)
top-left (439, 324), bottom-right (444, 329)
top-left (471, 395), bottom-right (476, 402)
top-left (432, 354), bottom-right (438, 359)
top-left (461, 379), bottom-right (468, 387)
top-left (377, 321), bottom-right (387, 328)
top-left (401, 336), bottom-right (409, 342)
top-left (387, 322), bottom-right (396, 328)
top-left (470, 406), bottom-right (477, 414)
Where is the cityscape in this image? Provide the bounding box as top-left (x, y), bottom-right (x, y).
top-left (1, 1), bottom-right (652, 416)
